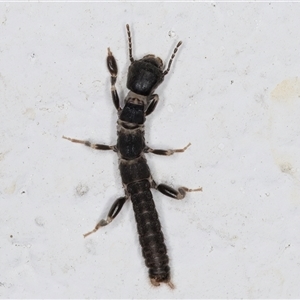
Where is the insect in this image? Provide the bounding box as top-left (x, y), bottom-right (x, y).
top-left (63, 24), bottom-right (202, 288)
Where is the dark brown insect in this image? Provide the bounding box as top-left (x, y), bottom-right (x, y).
top-left (63, 24), bottom-right (202, 288)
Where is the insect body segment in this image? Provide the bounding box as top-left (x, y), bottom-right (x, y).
top-left (63, 24), bottom-right (202, 288)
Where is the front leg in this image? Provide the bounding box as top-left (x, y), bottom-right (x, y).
top-left (62, 136), bottom-right (116, 151)
top-left (145, 143), bottom-right (191, 156)
top-left (145, 94), bottom-right (159, 116)
top-left (107, 48), bottom-right (121, 111)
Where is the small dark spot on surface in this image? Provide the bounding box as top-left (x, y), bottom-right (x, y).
top-left (168, 30), bottom-right (175, 38)
top-left (35, 217), bottom-right (45, 227)
top-left (280, 162), bottom-right (293, 174)
top-left (231, 80), bottom-right (234, 84)
top-left (10, 235), bottom-right (13, 238)
top-left (76, 183), bottom-right (89, 196)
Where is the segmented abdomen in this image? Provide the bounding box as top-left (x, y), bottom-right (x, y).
top-left (127, 180), bottom-right (170, 285)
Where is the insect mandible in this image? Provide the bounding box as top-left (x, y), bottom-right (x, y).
top-left (63, 24), bottom-right (202, 288)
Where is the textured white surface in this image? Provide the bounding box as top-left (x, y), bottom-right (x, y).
top-left (1, 2), bottom-right (300, 298)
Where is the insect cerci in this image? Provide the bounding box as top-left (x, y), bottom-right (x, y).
top-left (63, 24), bottom-right (202, 288)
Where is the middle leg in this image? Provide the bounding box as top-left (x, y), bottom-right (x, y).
top-left (62, 136), bottom-right (116, 151)
top-left (145, 143), bottom-right (191, 156)
top-left (156, 184), bottom-right (202, 200)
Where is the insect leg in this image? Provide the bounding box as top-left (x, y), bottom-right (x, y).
top-left (107, 48), bottom-right (121, 111)
top-left (145, 143), bottom-right (191, 156)
top-left (83, 196), bottom-right (128, 238)
top-left (145, 94), bottom-right (159, 116)
top-left (62, 136), bottom-right (116, 151)
top-left (155, 184), bottom-right (202, 200)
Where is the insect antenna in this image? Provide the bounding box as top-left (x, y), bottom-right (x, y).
top-left (126, 24), bottom-right (134, 63)
top-left (163, 41), bottom-right (182, 76)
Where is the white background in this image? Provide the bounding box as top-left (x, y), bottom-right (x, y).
top-left (1, 2), bottom-right (300, 298)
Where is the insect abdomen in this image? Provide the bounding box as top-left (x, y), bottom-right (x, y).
top-left (127, 180), bottom-right (171, 285)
